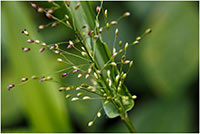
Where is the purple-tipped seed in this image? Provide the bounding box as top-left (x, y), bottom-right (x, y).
top-left (62, 73), bottom-right (68, 77)
top-left (22, 48), bottom-right (31, 52)
top-left (96, 6), bottom-right (101, 13)
top-left (21, 78), bottom-right (28, 82)
top-left (46, 13), bottom-right (52, 19)
top-left (27, 39), bottom-right (34, 43)
top-left (73, 69), bottom-right (79, 73)
top-left (54, 50), bottom-right (61, 54)
top-left (50, 45), bottom-right (56, 50)
top-left (8, 84), bottom-right (15, 89)
top-left (88, 30), bottom-right (94, 36)
top-left (39, 48), bottom-right (45, 52)
top-left (40, 77), bottom-right (45, 82)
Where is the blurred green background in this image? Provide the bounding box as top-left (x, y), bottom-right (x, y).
top-left (1, 1), bottom-right (199, 133)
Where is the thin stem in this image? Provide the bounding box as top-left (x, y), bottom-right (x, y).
top-left (121, 113), bottom-right (136, 133)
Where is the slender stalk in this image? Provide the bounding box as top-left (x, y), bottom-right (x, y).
top-left (121, 113), bottom-right (136, 133)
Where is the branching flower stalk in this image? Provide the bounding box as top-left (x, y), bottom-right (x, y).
top-left (8, 1), bottom-right (152, 132)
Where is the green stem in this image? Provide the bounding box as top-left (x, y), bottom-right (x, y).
top-left (121, 113), bottom-right (136, 133)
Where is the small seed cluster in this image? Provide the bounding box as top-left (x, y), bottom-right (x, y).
top-left (8, 1), bottom-right (151, 127)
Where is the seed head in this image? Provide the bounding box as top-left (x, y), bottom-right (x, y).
top-left (88, 121), bottom-right (94, 127)
top-left (27, 39), bottom-right (34, 43)
top-left (75, 3), bottom-right (80, 10)
top-left (37, 7), bottom-right (44, 13)
top-left (39, 48), bottom-right (45, 53)
top-left (22, 48), bottom-right (31, 52)
top-left (21, 78), bottom-right (28, 82)
top-left (123, 12), bottom-right (130, 17)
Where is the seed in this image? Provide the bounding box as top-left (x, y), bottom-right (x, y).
top-left (110, 21), bottom-right (117, 25)
top-left (124, 43), bottom-right (129, 50)
top-left (75, 3), bottom-right (80, 10)
top-left (99, 27), bottom-right (103, 34)
top-left (71, 97), bottom-right (79, 101)
top-left (119, 40), bottom-right (122, 46)
top-left (47, 8), bottom-right (54, 14)
top-left (136, 36), bottom-right (141, 41)
top-left (145, 28), bottom-right (152, 34)
top-left (31, 75), bottom-right (38, 79)
top-left (50, 45), bottom-right (56, 50)
top-left (83, 96), bottom-right (91, 100)
top-left (21, 78), bottom-right (28, 82)
top-left (22, 48), bottom-right (30, 52)
top-left (107, 70), bottom-right (111, 77)
top-left (82, 25), bottom-right (86, 29)
top-left (77, 92), bottom-right (83, 96)
top-left (123, 12), bottom-right (130, 17)
top-left (27, 39), bottom-right (34, 43)
top-left (38, 25), bottom-right (46, 30)
top-left (88, 30), bottom-right (94, 36)
top-left (30, 2), bottom-right (38, 9)
top-left (94, 72), bottom-right (98, 79)
top-left (129, 61), bottom-right (133, 68)
top-left (122, 73), bottom-right (127, 79)
top-left (132, 95), bottom-right (137, 99)
top-left (124, 60), bottom-right (130, 64)
top-left (35, 40), bottom-right (41, 44)
top-left (96, 6), bottom-right (100, 12)
top-left (97, 112), bottom-right (101, 118)
top-left (51, 22), bottom-right (59, 28)
top-left (115, 28), bottom-right (119, 36)
top-left (39, 48), bottom-right (45, 52)
top-left (54, 50), bottom-right (61, 54)
top-left (78, 73), bottom-right (83, 78)
top-left (104, 9), bottom-right (107, 18)
top-left (88, 121), bottom-right (94, 127)
top-left (132, 40), bottom-right (139, 45)
top-left (66, 94), bottom-right (71, 99)
top-left (8, 84), bottom-right (15, 89)
top-left (40, 77), bottom-right (45, 82)
top-left (81, 51), bottom-right (87, 57)
top-left (62, 73), bottom-right (68, 77)
top-left (46, 76), bottom-right (53, 80)
top-left (73, 69), bottom-right (79, 73)
top-left (37, 7), bottom-right (44, 13)
top-left (65, 0), bottom-right (70, 7)
top-left (42, 43), bottom-right (47, 46)
top-left (59, 87), bottom-right (65, 91)
top-left (85, 74), bottom-right (90, 79)
top-left (65, 15), bottom-right (69, 19)
top-left (57, 58), bottom-right (64, 62)
top-left (66, 21), bottom-right (72, 28)
top-left (46, 13), bottom-right (52, 19)
top-left (66, 87), bottom-right (71, 91)
top-left (93, 35), bottom-right (98, 39)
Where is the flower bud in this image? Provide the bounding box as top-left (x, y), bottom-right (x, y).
top-left (110, 21), bottom-right (117, 25)
top-left (113, 48), bottom-right (116, 54)
top-left (112, 52), bottom-right (118, 58)
top-left (65, 14), bottom-right (69, 20)
top-left (82, 25), bottom-right (86, 28)
top-left (136, 36), bottom-right (141, 41)
top-left (42, 43), bottom-right (47, 46)
top-left (93, 35), bottom-right (98, 39)
top-left (22, 48), bottom-right (31, 52)
top-left (27, 39), bottom-right (34, 43)
top-left (88, 121), bottom-right (94, 127)
top-left (57, 58), bottom-right (64, 62)
top-left (132, 95), bottom-right (137, 99)
top-left (94, 72), bottom-right (98, 79)
top-left (46, 76), bottom-right (53, 80)
top-left (38, 25), bottom-right (46, 30)
top-left (122, 73), bottom-right (127, 79)
top-left (66, 21), bottom-right (72, 28)
top-left (106, 23), bottom-right (109, 29)
top-left (75, 3), bottom-right (80, 10)
top-left (21, 78), bottom-right (28, 82)
top-left (77, 92), bottom-right (83, 96)
top-left (71, 97), bottom-right (79, 101)
top-left (8, 84), bottom-right (15, 89)
top-left (46, 13), bottom-right (52, 19)
top-left (21, 29), bottom-right (29, 36)
top-left (37, 7), bottom-right (44, 13)
top-left (96, 6), bottom-right (100, 13)
top-left (39, 48), bottom-right (45, 52)
top-left (50, 45), bottom-right (56, 50)
top-left (48, 0), bottom-right (53, 3)
top-left (119, 49), bottom-right (123, 54)
top-left (104, 9), bottom-right (107, 18)
top-left (115, 28), bottom-right (119, 36)
top-left (123, 12), bottom-right (130, 17)
top-left (132, 40), bottom-right (139, 45)
top-left (145, 28), bottom-right (152, 34)
top-left (65, 0), bottom-right (70, 7)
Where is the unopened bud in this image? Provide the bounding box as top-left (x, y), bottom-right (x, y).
top-left (35, 40), bottom-right (41, 44)
top-left (107, 70), bottom-right (111, 77)
top-left (65, 15), bottom-right (69, 19)
top-left (115, 74), bottom-right (120, 83)
top-left (129, 61), bottom-right (133, 68)
top-left (47, 8), bottom-right (54, 14)
top-left (99, 27), bottom-right (103, 34)
top-left (85, 73), bottom-right (90, 79)
top-left (122, 73), bottom-right (127, 79)
top-left (77, 92), bottom-right (83, 96)
top-left (27, 39), bottom-right (34, 43)
top-left (66, 94), bottom-right (71, 99)
top-left (88, 30), bottom-right (94, 36)
top-left (8, 84), bottom-right (15, 89)
top-left (30, 2), bottom-right (38, 9)
top-left (81, 51), bottom-right (87, 57)
top-left (62, 73), bottom-right (68, 77)
top-left (123, 60), bottom-right (130, 64)
top-left (46, 13), bottom-right (52, 19)
top-left (93, 35), bottom-right (98, 39)
top-left (110, 62), bottom-right (117, 66)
